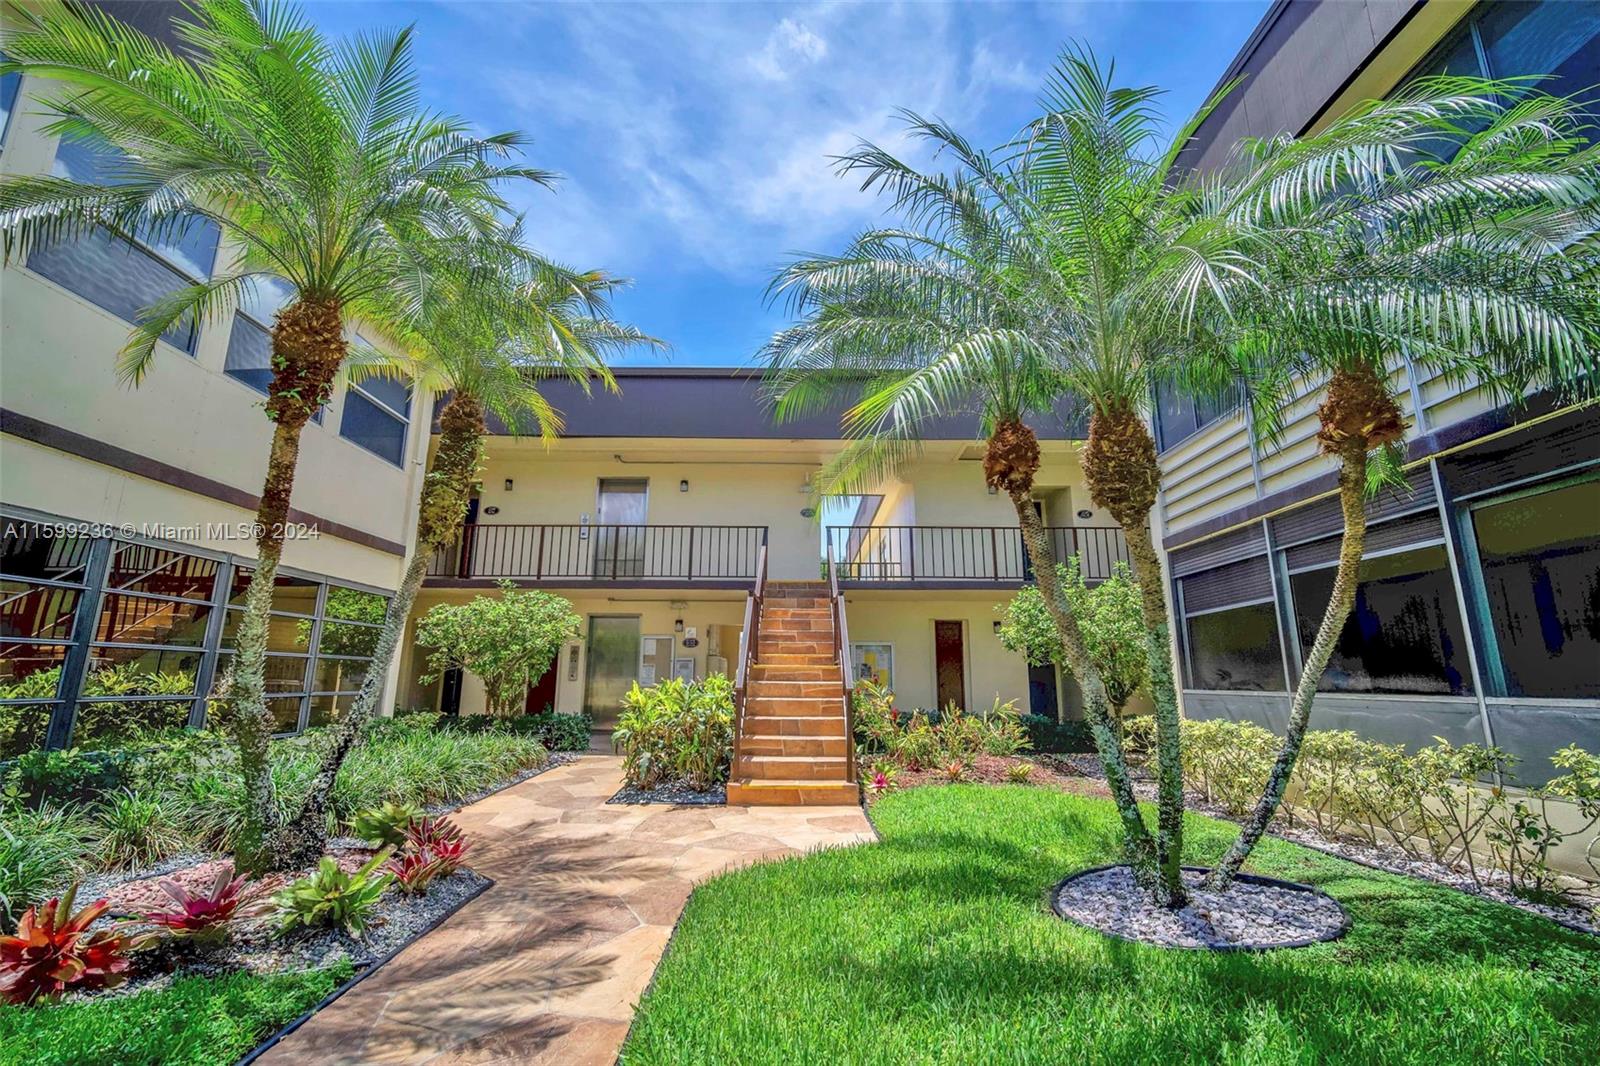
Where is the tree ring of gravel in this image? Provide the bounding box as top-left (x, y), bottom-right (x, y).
top-left (1051, 865), bottom-right (1350, 951)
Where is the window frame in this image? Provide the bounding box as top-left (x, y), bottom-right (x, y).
top-left (337, 374), bottom-right (413, 467)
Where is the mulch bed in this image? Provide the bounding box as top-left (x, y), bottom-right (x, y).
top-left (878, 753), bottom-right (1110, 798)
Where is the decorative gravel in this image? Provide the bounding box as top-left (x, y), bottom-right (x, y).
top-left (1053, 865), bottom-right (1349, 950)
top-left (608, 779), bottom-right (726, 805)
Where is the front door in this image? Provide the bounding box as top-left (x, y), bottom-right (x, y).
top-left (524, 658), bottom-right (559, 716)
top-left (594, 478), bottom-right (648, 578)
top-left (584, 616), bottom-right (640, 730)
top-left (934, 620), bottom-right (966, 712)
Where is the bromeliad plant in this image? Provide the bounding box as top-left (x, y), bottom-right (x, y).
top-left (138, 864), bottom-right (251, 944)
top-left (351, 801), bottom-right (424, 849)
top-left (0, 885), bottom-right (132, 1005)
top-left (384, 815), bottom-right (470, 894)
top-left (271, 852), bottom-right (394, 938)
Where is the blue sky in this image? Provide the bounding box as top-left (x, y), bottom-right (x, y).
top-left (304, 1), bottom-right (1273, 366)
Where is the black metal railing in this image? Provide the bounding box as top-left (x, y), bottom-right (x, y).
top-left (825, 525), bottom-right (1129, 584)
top-left (427, 524), bottom-right (768, 582)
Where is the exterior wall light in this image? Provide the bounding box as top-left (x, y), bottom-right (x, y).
top-left (503, 478), bottom-right (514, 491)
top-left (675, 617), bottom-right (685, 633)
top-left (993, 620), bottom-right (1003, 635)
top-left (987, 484), bottom-right (998, 495)
top-left (679, 479), bottom-right (689, 493)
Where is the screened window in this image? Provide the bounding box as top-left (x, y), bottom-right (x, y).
top-left (1183, 602), bottom-right (1286, 692)
top-left (338, 373), bottom-right (411, 467)
top-left (1470, 479), bottom-right (1600, 699)
top-left (27, 137), bottom-right (220, 352)
top-left (1289, 544), bottom-right (1473, 696)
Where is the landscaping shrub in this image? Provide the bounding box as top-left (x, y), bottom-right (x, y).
top-left (0, 805), bottom-right (94, 934)
top-left (1019, 714), bottom-right (1095, 754)
top-left (95, 789), bottom-right (187, 871)
top-left (137, 865), bottom-right (250, 944)
top-left (415, 585), bottom-right (582, 717)
top-left (613, 676), bottom-right (734, 790)
top-left (442, 709), bottom-right (593, 751)
top-left (351, 801), bottom-right (424, 848)
top-left (1165, 717), bottom-right (1600, 898)
top-left (853, 684), bottom-right (1030, 771)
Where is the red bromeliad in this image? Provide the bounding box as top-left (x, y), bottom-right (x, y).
top-left (1, 886), bottom-right (132, 1005)
top-left (140, 864), bottom-right (251, 941)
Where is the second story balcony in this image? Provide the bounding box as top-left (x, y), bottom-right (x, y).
top-left (827, 525), bottom-right (1130, 588)
top-left (425, 524), bottom-right (768, 587)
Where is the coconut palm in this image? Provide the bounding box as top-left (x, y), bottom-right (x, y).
top-left (279, 227), bottom-right (657, 858)
top-left (1195, 79), bottom-right (1600, 887)
top-left (762, 116), bottom-right (1168, 893)
top-left (0, 0), bottom-right (547, 872)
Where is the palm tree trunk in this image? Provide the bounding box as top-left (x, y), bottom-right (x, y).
top-left (226, 416), bottom-right (305, 875)
top-left (1012, 492), bottom-right (1158, 880)
top-left (1207, 441), bottom-right (1368, 888)
top-left (227, 298), bottom-right (347, 876)
top-left (268, 392), bottom-right (487, 863)
top-left (1082, 404), bottom-right (1185, 904)
top-left (1120, 519), bottom-right (1186, 903)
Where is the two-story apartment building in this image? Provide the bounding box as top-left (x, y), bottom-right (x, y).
top-left (397, 369), bottom-right (1126, 733)
top-left (1156, 0), bottom-right (1600, 785)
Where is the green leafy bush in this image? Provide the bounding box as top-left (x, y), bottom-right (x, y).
top-left (975, 698), bottom-right (1030, 757)
top-left (853, 685), bottom-right (1029, 770)
top-left (0, 805), bottom-right (94, 933)
top-left (997, 559), bottom-right (1147, 714)
top-left (1019, 714), bottom-right (1095, 754)
top-left (442, 710), bottom-right (593, 751)
top-left (1168, 718), bottom-right (1600, 900)
top-left (95, 790), bottom-right (187, 871)
top-left (271, 851), bottom-right (393, 937)
top-left (613, 676), bottom-right (734, 791)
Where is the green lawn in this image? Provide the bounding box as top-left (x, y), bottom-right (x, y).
top-left (0, 960), bottom-right (355, 1066)
top-left (623, 785), bottom-right (1600, 1065)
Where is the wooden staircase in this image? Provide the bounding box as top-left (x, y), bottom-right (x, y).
top-left (727, 579), bottom-right (859, 806)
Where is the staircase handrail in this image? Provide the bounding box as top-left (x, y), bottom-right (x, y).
top-left (826, 545), bottom-right (857, 785)
top-left (732, 544), bottom-right (767, 768)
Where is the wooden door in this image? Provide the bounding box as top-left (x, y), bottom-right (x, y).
top-left (934, 620), bottom-right (966, 712)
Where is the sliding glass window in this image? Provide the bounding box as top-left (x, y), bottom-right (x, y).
top-left (0, 525), bottom-right (93, 756)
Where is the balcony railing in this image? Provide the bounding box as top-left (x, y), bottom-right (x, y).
top-left (426, 524), bottom-right (768, 583)
top-left (825, 525), bottom-right (1129, 585)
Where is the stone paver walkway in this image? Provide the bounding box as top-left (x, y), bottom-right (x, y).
top-left (260, 755), bottom-right (874, 1065)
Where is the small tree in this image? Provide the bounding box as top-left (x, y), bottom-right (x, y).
top-left (998, 560), bottom-right (1147, 720)
top-left (415, 583), bottom-right (580, 717)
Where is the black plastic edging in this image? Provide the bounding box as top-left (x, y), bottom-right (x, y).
top-left (236, 874), bottom-right (495, 1065)
top-left (1049, 864), bottom-right (1352, 952)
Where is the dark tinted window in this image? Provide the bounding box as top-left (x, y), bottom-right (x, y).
top-left (1290, 545), bottom-right (1473, 696)
top-left (1472, 479), bottom-right (1600, 699)
top-left (1184, 602), bottom-right (1286, 691)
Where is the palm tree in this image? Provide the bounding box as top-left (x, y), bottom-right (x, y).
top-left (763, 115), bottom-right (1167, 895)
top-left (1197, 79), bottom-right (1600, 887)
top-left (0, 0), bottom-right (547, 872)
top-left (278, 227), bottom-right (657, 859)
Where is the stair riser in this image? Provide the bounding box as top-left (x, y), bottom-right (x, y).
top-left (762, 620), bottom-right (834, 635)
top-left (738, 758), bottom-right (849, 782)
top-left (762, 607), bottom-right (833, 620)
top-left (759, 653), bottom-right (837, 667)
top-left (757, 640), bottom-right (832, 657)
top-left (747, 684), bottom-right (846, 701)
top-left (726, 782), bottom-right (860, 806)
top-left (739, 736), bottom-right (849, 757)
top-left (752, 666), bottom-right (839, 682)
top-left (742, 716), bottom-right (847, 737)
top-left (763, 598), bottom-right (829, 609)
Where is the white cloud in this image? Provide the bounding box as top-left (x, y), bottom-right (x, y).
top-left (469, 1), bottom-right (1038, 279)
top-left (751, 18), bottom-right (829, 81)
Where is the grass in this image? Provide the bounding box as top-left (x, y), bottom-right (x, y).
top-left (622, 785), bottom-right (1600, 1065)
top-left (0, 960), bottom-right (355, 1066)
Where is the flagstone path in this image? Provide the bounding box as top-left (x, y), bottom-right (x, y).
top-left (258, 755), bottom-right (874, 1065)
